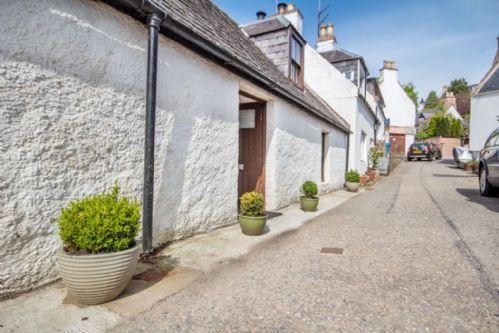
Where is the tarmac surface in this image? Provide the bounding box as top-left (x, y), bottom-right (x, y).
top-left (111, 160), bottom-right (499, 332)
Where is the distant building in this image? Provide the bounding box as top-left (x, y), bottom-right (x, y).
top-left (470, 37), bottom-right (499, 151)
top-left (378, 61), bottom-right (416, 156)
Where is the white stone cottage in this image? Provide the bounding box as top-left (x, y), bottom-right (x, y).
top-left (0, 0), bottom-right (351, 297)
top-left (306, 23), bottom-right (380, 174)
top-left (240, 5), bottom-right (380, 175)
top-left (470, 37), bottom-right (499, 152)
top-left (378, 61), bottom-right (416, 157)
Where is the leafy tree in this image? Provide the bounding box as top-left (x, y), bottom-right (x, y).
top-left (423, 91), bottom-right (444, 111)
top-left (421, 112), bottom-right (462, 138)
top-left (448, 78), bottom-right (470, 94)
top-left (403, 82), bottom-right (419, 108)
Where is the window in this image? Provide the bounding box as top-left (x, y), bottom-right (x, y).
top-left (289, 35), bottom-right (303, 87)
top-left (345, 71), bottom-right (354, 81)
top-left (360, 132), bottom-right (367, 162)
top-left (321, 132), bottom-right (329, 182)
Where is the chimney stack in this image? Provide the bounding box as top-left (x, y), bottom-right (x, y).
top-left (279, 3), bottom-right (303, 35)
top-left (316, 22), bottom-right (336, 52)
top-left (277, 3), bottom-right (287, 15)
top-left (256, 11), bottom-right (266, 20)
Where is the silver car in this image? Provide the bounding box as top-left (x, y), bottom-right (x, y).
top-left (479, 128), bottom-right (499, 196)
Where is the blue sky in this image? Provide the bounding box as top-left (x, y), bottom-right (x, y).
top-left (213, 0), bottom-right (499, 100)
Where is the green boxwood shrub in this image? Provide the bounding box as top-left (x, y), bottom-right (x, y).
top-left (301, 180), bottom-right (318, 198)
top-left (58, 184), bottom-right (140, 254)
top-left (345, 169), bottom-right (360, 183)
top-left (240, 191), bottom-right (265, 217)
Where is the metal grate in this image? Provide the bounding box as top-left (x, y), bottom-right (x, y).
top-left (321, 247), bottom-right (343, 255)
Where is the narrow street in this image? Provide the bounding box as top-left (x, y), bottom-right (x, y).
top-left (112, 160), bottom-right (499, 332)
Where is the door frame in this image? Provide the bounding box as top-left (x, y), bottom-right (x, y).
top-left (238, 101), bottom-right (267, 198)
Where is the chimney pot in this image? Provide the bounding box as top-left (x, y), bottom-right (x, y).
top-left (256, 11), bottom-right (266, 20)
top-left (277, 3), bottom-right (287, 14)
top-left (327, 23), bottom-right (334, 36)
top-left (287, 3), bottom-right (295, 11)
top-left (383, 60), bottom-right (397, 70)
top-left (320, 23), bottom-right (326, 37)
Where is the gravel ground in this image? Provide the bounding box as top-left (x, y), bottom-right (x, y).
top-left (110, 161), bottom-right (499, 333)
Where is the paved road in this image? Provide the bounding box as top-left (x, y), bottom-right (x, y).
top-left (112, 161), bottom-right (499, 332)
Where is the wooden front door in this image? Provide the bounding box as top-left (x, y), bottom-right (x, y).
top-left (238, 103), bottom-right (266, 199)
top-left (390, 134), bottom-right (406, 156)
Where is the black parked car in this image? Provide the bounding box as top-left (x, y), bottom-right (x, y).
top-left (407, 142), bottom-right (442, 161)
top-left (479, 128), bottom-right (499, 196)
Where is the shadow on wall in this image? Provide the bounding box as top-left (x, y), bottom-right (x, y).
top-left (455, 188), bottom-right (499, 213)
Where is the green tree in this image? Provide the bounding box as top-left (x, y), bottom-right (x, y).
top-left (424, 112), bottom-right (462, 138)
top-left (423, 91), bottom-right (444, 111)
top-left (448, 78), bottom-right (470, 94)
top-left (403, 82), bottom-right (419, 108)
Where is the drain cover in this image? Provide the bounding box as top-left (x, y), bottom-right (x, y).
top-left (321, 247), bottom-right (343, 254)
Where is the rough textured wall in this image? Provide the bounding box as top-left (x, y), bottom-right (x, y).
top-left (0, 0), bottom-right (239, 297)
top-left (265, 99), bottom-right (347, 210)
top-left (470, 94), bottom-right (499, 151)
top-left (424, 137), bottom-right (461, 158)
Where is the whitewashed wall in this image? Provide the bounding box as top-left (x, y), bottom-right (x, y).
top-left (379, 68), bottom-right (416, 129)
top-left (0, 0), bottom-right (240, 297)
top-left (470, 93), bottom-right (499, 151)
top-left (265, 98), bottom-right (348, 210)
top-left (304, 45), bottom-right (377, 173)
top-left (379, 67), bottom-right (416, 152)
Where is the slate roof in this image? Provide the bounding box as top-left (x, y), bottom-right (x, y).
top-left (478, 64), bottom-right (499, 94)
top-left (320, 47), bottom-right (369, 76)
top-left (241, 17), bottom-right (289, 37)
top-left (320, 48), bottom-right (361, 63)
top-left (113, 0), bottom-right (349, 132)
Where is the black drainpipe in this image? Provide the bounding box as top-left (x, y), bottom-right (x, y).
top-left (345, 133), bottom-right (350, 174)
top-left (142, 11), bottom-right (163, 254)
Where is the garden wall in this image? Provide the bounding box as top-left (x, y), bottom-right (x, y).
top-left (424, 137), bottom-right (461, 158)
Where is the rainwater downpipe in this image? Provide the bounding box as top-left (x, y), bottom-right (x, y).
top-left (142, 11), bottom-right (163, 255)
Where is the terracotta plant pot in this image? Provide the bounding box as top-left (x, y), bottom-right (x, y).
top-left (345, 181), bottom-right (360, 192)
top-left (238, 215), bottom-right (266, 236)
top-left (360, 175), bottom-right (368, 185)
top-left (300, 196), bottom-right (319, 212)
top-left (366, 171), bottom-right (375, 182)
top-left (58, 244), bottom-right (140, 305)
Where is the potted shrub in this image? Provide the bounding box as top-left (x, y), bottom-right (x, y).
top-left (57, 185), bottom-right (140, 305)
top-left (300, 180), bottom-right (319, 212)
top-left (368, 147), bottom-right (381, 178)
top-left (345, 169), bottom-right (361, 192)
top-left (239, 191), bottom-right (266, 236)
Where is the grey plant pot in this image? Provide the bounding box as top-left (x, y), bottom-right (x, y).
top-left (346, 181), bottom-right (360, 192)
top-left (58, 243), bottom-right (140, 305)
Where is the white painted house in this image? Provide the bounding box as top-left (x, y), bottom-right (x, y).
top-left (470, 37), bottom-right (499, 152)
top-left (248, 10), bottom-right (382, 175)
top-left (0, 0), bottom-right (350, 297)
top-left (378, 61), bottom-right (416, 156)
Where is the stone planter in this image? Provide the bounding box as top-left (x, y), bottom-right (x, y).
top-left (238, 215), bottom-right (266, 236)
top-left (345, 181), bottom-right (360, 192)
top-left (58, 243), bottom-right (140, 305)
top-left (300, 196), bottom-right (319, 212)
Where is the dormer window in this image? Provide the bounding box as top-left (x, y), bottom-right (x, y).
top-left (345, 71), bottom-right (354, 81)
top-left (289, 33), bottom-right (304, 87)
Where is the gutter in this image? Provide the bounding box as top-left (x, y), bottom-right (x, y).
top-left (104, 0), bottom-right (350, 134)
